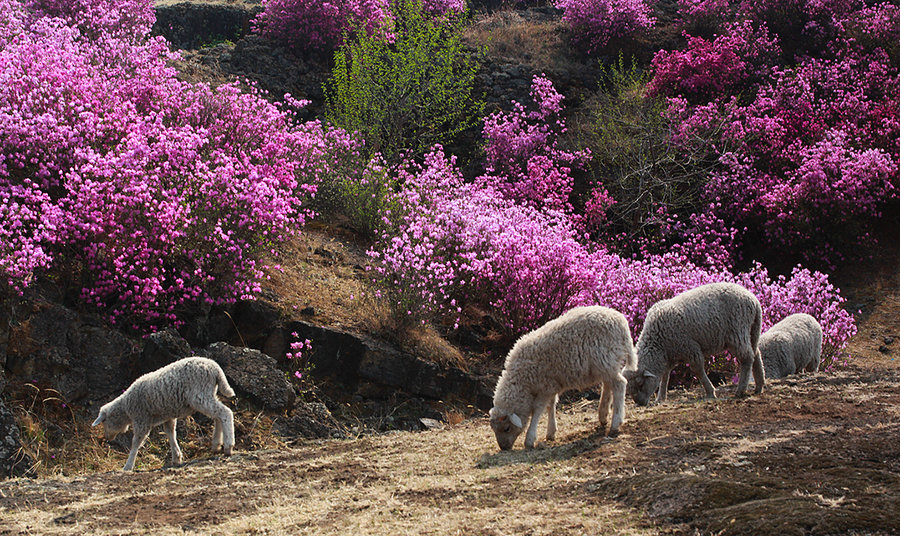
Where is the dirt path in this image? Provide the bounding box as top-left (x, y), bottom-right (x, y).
top-left (2, 357), bottom-right (899, 535)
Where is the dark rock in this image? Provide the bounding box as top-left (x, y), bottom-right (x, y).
top-left (266, 320), bottom-right (496, 410)
top-left (199, 342), bottom-right (296, 411)
top-left (2, 301), bottom-right (140, 405)
top-left (273, 402), bottom-right (347, 440)
top-left (140, 328), bottom-right (193, 375)
top-left (152, 2), bottom-right (261, 50)
top-left (0, 397), bottom-right (35, 479)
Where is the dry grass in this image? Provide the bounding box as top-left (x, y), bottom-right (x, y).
top-left (463, 10), bottom-right (580, 73)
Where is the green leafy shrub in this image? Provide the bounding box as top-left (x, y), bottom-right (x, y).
top-left (324, 0), bottom-right (483, 164)
top-left (574, 55), bottom-right (727, 262)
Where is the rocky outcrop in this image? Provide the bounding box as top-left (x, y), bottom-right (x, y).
top-left (199, 342), bottom-right (297, 411)
top-left (153, 2), bottom-right (261, 50)
top-left (1, 300), bottom-right (141, 405)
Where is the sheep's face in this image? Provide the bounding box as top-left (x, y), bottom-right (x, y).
top-left (625, 370), bottom-right (659, 407)
top-left (92, 407), bottom-right (131, 440)
top-left (489, 407), bottom-right (524, 450)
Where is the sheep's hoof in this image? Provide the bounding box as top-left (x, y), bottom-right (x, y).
top-left (607, 428), bottom-right (620, 438)
top-left (223, 447), bottom-right (233, 457)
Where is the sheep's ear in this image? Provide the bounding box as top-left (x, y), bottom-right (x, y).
top-left (643, 371), bottom-right (656, 379)
top-left (509, 413), bottom-right (523, 428)
top-left (92, 412), bottom-right (105, 426)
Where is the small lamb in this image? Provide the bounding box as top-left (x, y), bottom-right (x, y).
top-left (760, 313), bottom-right (823, 379)
top-left (92, 357), bottom-right (235, 471)
top-left (625, 282), bottom-right (765, 406)
top-left (490, 306), bottom-right (637, 450)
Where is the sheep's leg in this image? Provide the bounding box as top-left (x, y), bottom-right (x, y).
top-left (162, 419), bottom-right (183, 466)
top-left (123, 423), bottom-right (150, 472)
top-left (598, 383), bottom-right (612, 427)
top-left (733, 347), bottom-right (755, 397)
top-left (212, 418), bottom-right (224, 452)
top-left (751, 349), bottom-right (765, 394)
top-left (546, 394), bottom-right (558, 442)
top-left (524, 397), bottom-right (550, 449)
top-left (656, 366), bottom-right (673, 403)
top-left (608, 373), bottom-right (628, 437)
top-left (196, 399), bottom-right (234, 456)
top-left (688, 355), bottom-right (717, 399)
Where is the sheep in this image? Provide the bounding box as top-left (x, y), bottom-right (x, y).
top-left (489, 306), bottom-right (637, 450)
top-left (92, 356), bottom-right (235, 471)
top-left (624, 282), bottom-right (765, 406)
top-left (760, 313), bottom-right (823, 379)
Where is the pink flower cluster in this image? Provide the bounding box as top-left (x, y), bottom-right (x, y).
top-left (553, 0), bottom-right (656, 53)
top-left (648, 20), bottom-right (779, 102)
top-left (253, 0), bottom-right (394, 52)
top-left (1, 0), bottom-right (355, 329)
top-left (420, 0), bottom-right (465, 16)
top-left (478, 75), bottom-right (590, 212)
top-left (676, 0), bottom-right (730, 24)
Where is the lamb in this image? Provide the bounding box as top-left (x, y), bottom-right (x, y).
top-left (489, 306), bottom-right (637, 450)
top-left (92, 356), bottom-right (235, 471)
top-left (625, 282), bottom-right (765, 406)
top-left (759, 313), bottom-right (823, 379)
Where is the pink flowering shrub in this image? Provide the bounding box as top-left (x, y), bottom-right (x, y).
top-left (420, 0), bottom-right (465, 16)
top-left (0, 0), bottom-right (352, 329)
top-left (737, 0), bottom-right (861, 60)
top-left (676, 0), bottom-right (730, 27)
top-left (478, 75), bottom-right (590, 212)
top-left (554, 0), bottom-right (656, 54)
top-left (648, 21), bottom-right (779, 102)
top-left (369, 146), bottom-right (595, 334)
top-left (253, 0), bottom-right (394, 52)
top-left (666, 44), bottom-right (900, 265)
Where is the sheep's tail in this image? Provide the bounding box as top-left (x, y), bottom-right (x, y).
top-left (216, 365), bottom-right (236, 398)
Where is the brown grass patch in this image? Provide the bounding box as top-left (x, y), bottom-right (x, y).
top-left (463, 10), bottom-right (579, 73)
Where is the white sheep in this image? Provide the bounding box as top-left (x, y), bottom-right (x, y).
top-left (489, 306), bottom-right (637, 450)
top-left (625, 282), bottom-right (765, 406)
top-left (760, 313), bottom-right (823, 379)
top-left (92, 357), bottom-right (235, 471)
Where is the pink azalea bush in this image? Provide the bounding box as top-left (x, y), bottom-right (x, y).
top-left (253, 0), bottom-right (394, 52)
top-left (554, 0), bottom-right (656, 54)
top-left (647, 0), bottom-right (900, 267)
top-left (665, 45), bottom-right (900, 266)
top-left (420, 0), bottom-right (465, 16)
top-left (478, 75), bottom-right (590, 212)
top-left (0, 0), bottom-right (355, 329)
top-left (676, 0), bottom-right (730, 26)
top-left (647, 20), bottom-right (779, 102)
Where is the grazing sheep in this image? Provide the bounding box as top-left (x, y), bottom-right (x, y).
top-left (92, 357), bottom-right (235, 471)
top-left (490, 306), bottom-right (637, 450)
top-left (625, 282), bottom-right (765, 406)
top-left (760, 313), bottom-right (823, 379)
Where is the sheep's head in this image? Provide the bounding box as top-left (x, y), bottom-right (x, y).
top-left (624, 370), bottom-right (659, 407)
top-left (92, 404), bottom-right (130, 440)
top-left (489, 407), bottom-right (524, 450)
